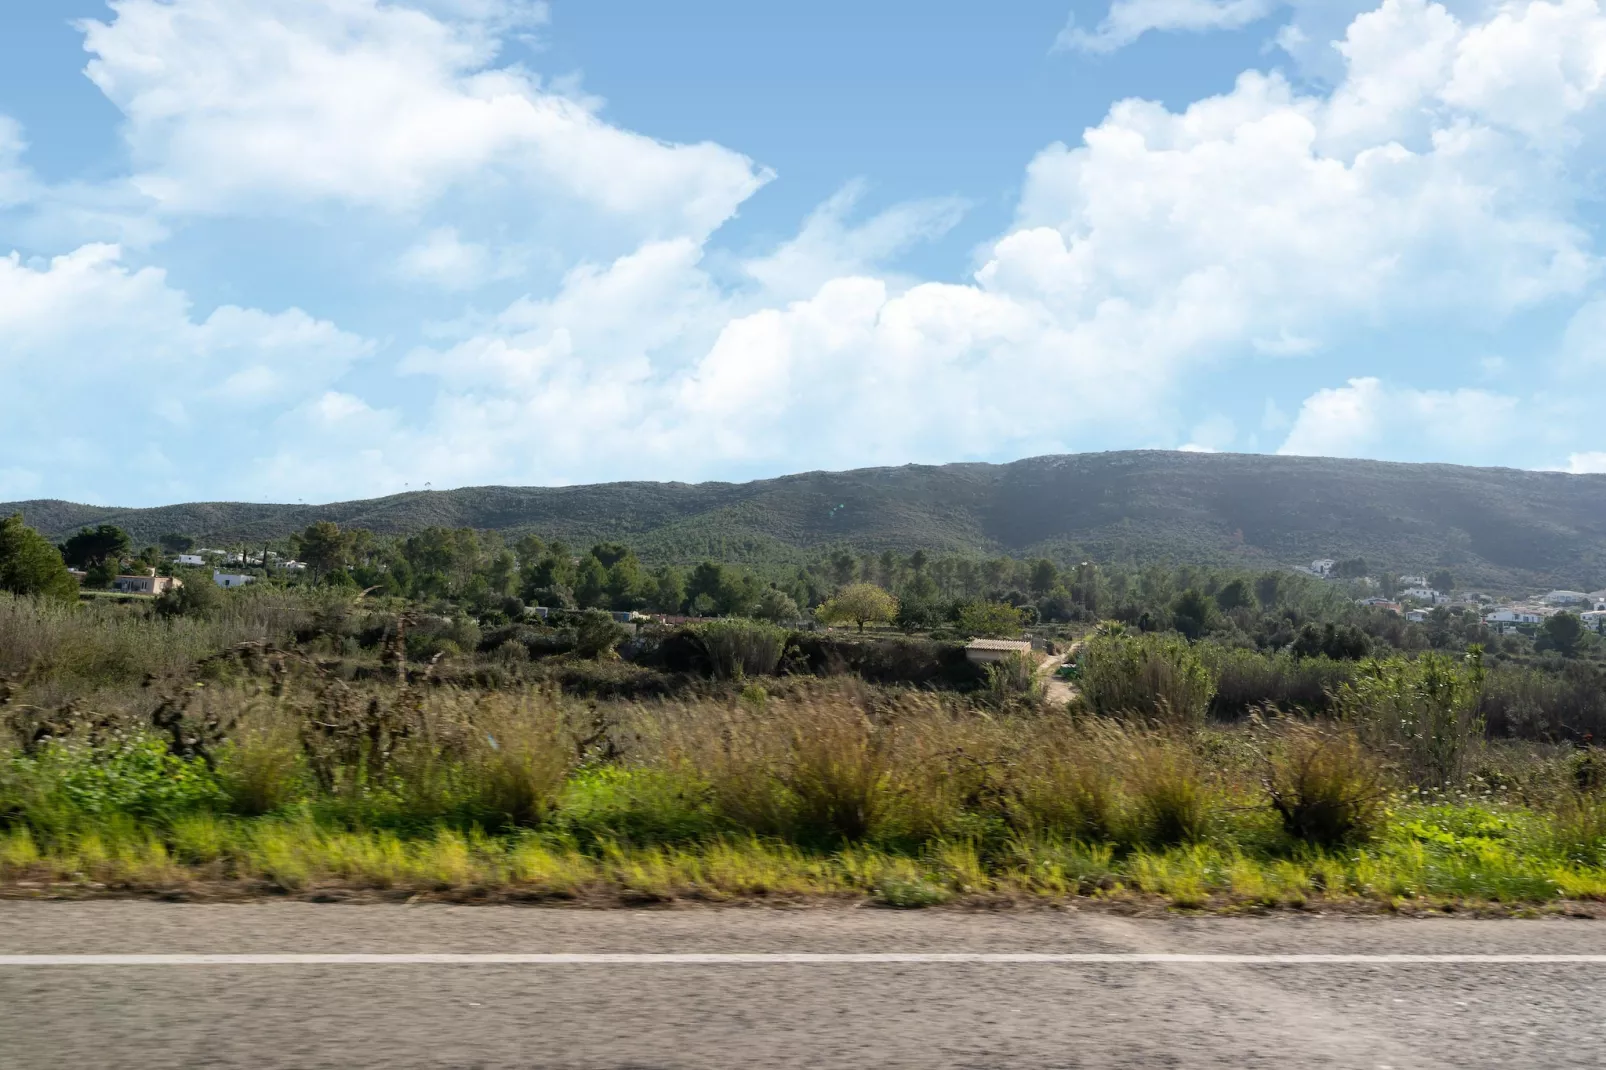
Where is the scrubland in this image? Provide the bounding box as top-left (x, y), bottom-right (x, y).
top-left (4, 592), bottom-right (1606, 913)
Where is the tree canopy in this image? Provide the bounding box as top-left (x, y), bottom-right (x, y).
top-left (815, 583), bottom-right (898, 633)
top-left (61, 524), bottom-right (130, 568)
top-left (0, 514), bottom-right (79, 601)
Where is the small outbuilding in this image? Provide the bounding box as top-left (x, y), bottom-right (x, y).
top-left (111, 570), bottom-right (182, 595)
top-left (964, 638), bottom-right (1034, 665)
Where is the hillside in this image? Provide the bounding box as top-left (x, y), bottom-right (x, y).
top-left (7, 452), bottom-right (1606, 589)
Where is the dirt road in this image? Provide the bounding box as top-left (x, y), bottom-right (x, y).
top-left (4, 902), bottom-right (1604, 1069)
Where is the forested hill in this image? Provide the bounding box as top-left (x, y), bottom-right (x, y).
top-left (7, 452), bottom-right (1606, 589)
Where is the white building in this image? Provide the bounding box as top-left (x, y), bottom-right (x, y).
top-left (174, 554), bottom-right (204, 567)
top-left (1405, 608), bottom-right (1431, 622)
top-left (111, 570), bottom-right (182, 595)
top-left (1584, 610), bottom-right (1606, 631)
top-left (1401, 587), bottom-right (1447, 604)
top-left (1484, 609), bottom-right (1543, 633)
top-left (964, 639), bottom-right (1035, 665)
top-left (213, 571), bottom-right (255, 589)
top-left (1543, 590), bottom-right (1588, 605)
top-left (1309, 559), bottom-right (1336, 577)
top-left (1399, 575), bottom-right (1428, 588)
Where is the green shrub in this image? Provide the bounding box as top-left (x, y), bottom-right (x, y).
top-left (1200, 645), bottom-right (1353, 719)
top-left (5, 736), bottom-right (225, 832)
top-left (1080, 631), bottom-right (1216, 727)
top-left (693, 619), bottom-right (787, 680)
top-left (983, 651), bottom-right (1044, 706)
top-left (1336, 649), bottom-right (1485, 787)
top-left (217, 713), bottom-right (305, 816)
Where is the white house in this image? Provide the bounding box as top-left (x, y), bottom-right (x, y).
top-left (1399, 575), bottom-right (1428, 588)
top-left (964, 639), bottom-right (1034, 665)
top-left (111, 570), bottom-right (182, 595)
top-left (1484, 609), bottom-right (1543, 633)
top-left (1543, 590), bottom-right (1588, 605)
top-left (213, 571), bottom-right (255, 589)
top-left (1405, 608), bottom-right (1431, 622)
top-left (174, 554), bottom-right (204, 567)
top-left (1401, 587), bottom-right (1447, 604)
top-left (1584, 610), bottom-right (1606, 631)
top-left (1309, 559), bottom-right (1336, 577)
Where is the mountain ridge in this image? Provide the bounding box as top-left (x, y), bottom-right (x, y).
top-left (6, 451), bottom-right (1605, 589)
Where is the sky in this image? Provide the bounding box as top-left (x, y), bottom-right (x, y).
top-left (1, 0), bottom-right (1605, 507)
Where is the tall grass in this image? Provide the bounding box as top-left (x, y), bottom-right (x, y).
top-left (0, 588), bottom-right (328, 707)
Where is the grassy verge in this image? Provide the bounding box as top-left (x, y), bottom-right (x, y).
top-left (5, 794), bottom-right (1606, 912)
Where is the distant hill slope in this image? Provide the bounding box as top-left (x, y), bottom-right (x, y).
top-left (7, 452), bottom-right (1605, 590)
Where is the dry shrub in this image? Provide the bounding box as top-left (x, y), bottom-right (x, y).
top-left (218, 702), bottom-right (305, 816)
top-left (1261, 719), bottom-right (1388, 847)
top-left (1005, 718), bottom-right (1120, 842)
top-left (1123, 733), bottom-right (1213, 846)
top-left (637, 682), bottom-right (981, 846)
top-left (467, 693), bottom-right (575, 827)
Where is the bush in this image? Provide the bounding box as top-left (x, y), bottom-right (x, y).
top-left (217, 709), bottom-right (305, 816)
top-left (1480, 661), bottom-right (1606, 741)
top-left (5, 737), bottom-right (226, 833)
top-left (470, 698), bottom-right (574, 827)
top-left (154, 579), bottom-right (221, 619)
top-left (1200, 645), bottom-right (1353, 719)
top-left (1128, 742), bottom-right (1211, 846)
top-left (983, 651), bottom-right (1043, 706)
top-left (779, 635), bottom-right (983, 689)
top-left (693, 619), bottom-right (788, 680)
top-left (1261, 721), bottom-right (1387, 847)
top-left (1336, 649), bottom-right (1485, 787)
top-left (1079, 631), bottom-right (1216, 727)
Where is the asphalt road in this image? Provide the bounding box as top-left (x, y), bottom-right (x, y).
top-left (3, 903), bottom-right (1605, 1069)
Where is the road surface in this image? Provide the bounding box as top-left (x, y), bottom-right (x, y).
top-left (3, 902), bottom-right (1604, 1069)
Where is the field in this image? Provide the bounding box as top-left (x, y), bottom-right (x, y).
top-left (6, 590), bottom-right (1606, 913)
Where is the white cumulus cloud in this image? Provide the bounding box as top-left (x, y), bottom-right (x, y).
top-left (81, 0), bottom-right (769, 240)
top-left (1567, 451), bottom-right (1606, 473)
top-left (1058, 0), bottom-right (1284, 53)
top-left (1277, 376), bottom-right (1519, 460)
top-left (0, 244), bottom-right (371, 503)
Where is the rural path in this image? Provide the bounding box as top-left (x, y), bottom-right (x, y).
top-left (1037, 640), bottom-right (1082, 706)
top-left (4, 902), bottom-right (1605, 1069)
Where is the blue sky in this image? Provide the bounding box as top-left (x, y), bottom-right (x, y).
top-left (1, 0), bottom-right (1604, 506)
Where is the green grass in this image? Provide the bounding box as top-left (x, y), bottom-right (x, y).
top-left (6, 766), bottom-right (1606, 909)
top-left (5, 808), bottom-right (1606, 909)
